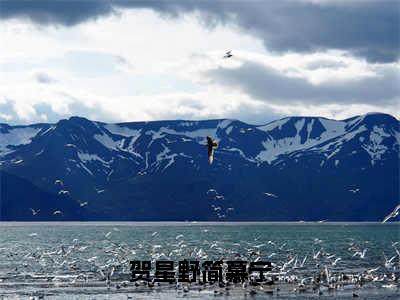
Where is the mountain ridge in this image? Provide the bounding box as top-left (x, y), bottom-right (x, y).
top-left (0, 112), bottom-right (398, 221)
top-left (1, 111), bottom-right (396, 127)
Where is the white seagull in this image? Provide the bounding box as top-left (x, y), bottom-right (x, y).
top-left (382, 204), bottom-right (400, 223)
top-left (30, 208), bottom-right (40, 216)
top-left (384, 253), bottom-right (397, 269)
top-left (54, 179), bottom-right (64, 186)
top-left (332, 257), bottom-right (341, 266)
top-left (353, 248), bottom-right (367, 259)
top-left (263, 192), bottom-right (278, 198)
top-left (207, 189), bottom-right (217, 195)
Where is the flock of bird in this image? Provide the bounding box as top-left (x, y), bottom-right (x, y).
top-left (207, 188), bottom-right (235, 219)
top-left (1, 225), bottom-right (399, 299)
top-left (13, 49), bottom-right (399, 300)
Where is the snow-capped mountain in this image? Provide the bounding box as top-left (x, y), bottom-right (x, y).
top-left (1, 113), bottom-right (398, 221)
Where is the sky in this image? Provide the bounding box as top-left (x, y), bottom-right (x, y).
top-left (0, 0), bottom-right (399, 125)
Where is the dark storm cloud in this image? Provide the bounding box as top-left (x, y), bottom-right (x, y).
top-left (0, 0), bottom-right (114, 26)
top-left (1, 0), bottom-right (398, 62)
top-left (205, 60), bottom-right (400, 105)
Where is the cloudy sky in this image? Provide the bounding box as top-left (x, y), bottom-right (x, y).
top-left (0, 0), bottom-right (399, 125)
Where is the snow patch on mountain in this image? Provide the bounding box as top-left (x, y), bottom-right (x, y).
top-left (94, 132), bottom-right (123, 151)
top-left (361, 126), bottom-right (390, 165)
top-left (225, 126), bottom-right (233, 135)
top-left (306, 119), bottom-right (315, 139)
top-left (346, 115), bottom-right (365, 130)
top-left (0, 127), bottom-right (41, 156)
top-left (225, 147), bottom-right (256, 163)
top-left (155, 144), bottom-right (178, 171)
top-left (394, 131), bottom-right (400, 150)
top-left (319, 118), bottom-right (346, 138)
top-left (317, 125), bottom-right (368, 160)
top-left (38, 126), bottom-right (55, 136)
top-left (146, 130), bottom-right (166, 147)
top-left (78, 152), bottom-right (109, 165)
top-left (258, 118), bottom-right (289, 132)
top-left (148, 127), bottom-right (218, 144)
top-left (179, 152), bottom-right (192, 158)
top-left (104, 124), bottom-right (141, 138)
top-left (218, 119), bottom-right (233, 129)
top-left (78, 162), bottom-right (94, 176)
top-left (256, 118), bottom-right (346, 163)
top-left (256, 128), bottom-right (303, 163)
top-left (93, 132), bottom-right (143, 159)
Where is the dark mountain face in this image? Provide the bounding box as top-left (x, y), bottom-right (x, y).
top-left (0, 170), bottom-right (83, 221)
top-left (0, 113), bottom-right (398, 221)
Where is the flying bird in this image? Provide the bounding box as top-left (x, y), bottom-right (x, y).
top-left (263, 192), bottom-right (278, 198)
top-left (332, 257), bottom-right (341, 266)
top-left (223, 50), bottom-right (233, 59)
top-left (30, 208), bottom-right (40, 216)
top-left (54, 179), bottom-right (64, 186)
top-left (206, 136), bottom-right (218, 164)
top-left (349, 188), bottom-right (360, 193)
top-left (352, 248), bottom-right (367, 259)
top-left (383, 253), bottom-right (397, 269)
top-left (366, 266), bottom-right (380, 274)
top-left (382, 204), bottom-right (400, 223)
top-left (207, 189), bottom-right (217, 195)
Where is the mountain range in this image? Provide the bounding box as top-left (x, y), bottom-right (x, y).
top-left (0, 112), bottom-right (398, 221)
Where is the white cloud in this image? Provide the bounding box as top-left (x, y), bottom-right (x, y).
top-left (0, 9), bottom-right (398, 125)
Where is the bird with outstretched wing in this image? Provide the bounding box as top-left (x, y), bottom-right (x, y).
top-left (206, 136), bottom-right (218, 164)
top-left (223, 50), bottom-right (233, 58)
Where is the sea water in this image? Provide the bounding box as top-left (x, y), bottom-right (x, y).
top-left (0, 222), bottom-right (399, 299)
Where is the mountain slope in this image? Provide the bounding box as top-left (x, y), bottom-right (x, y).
top-left (0, 170), bottom-right (83, 220)
top-left (0, 113), bottom-right (398, 221)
